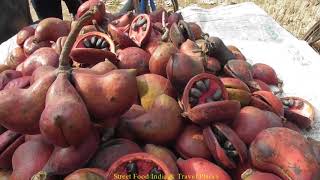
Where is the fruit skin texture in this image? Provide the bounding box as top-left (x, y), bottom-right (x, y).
top-left (0, 70), bottom-right (23, 90)
top-left (72, 69), bottom-right (137, 124)
top-left (149, 42), bottom-right (178, 77)
top-left (39, 73), bottom-right (93, 147)
top-left (252, 63), bottom-right (278, 85)
top-left (177, 158), bottom-right (231, 180)
top-left (76, 0), bottom-right (106, 25)
top-left (88, 138), bottom-right (142, 170)
top-left (11, 139), bottom-right (54, 180)
top-left (5, 47), bottom-right (27, 69)
top-left (175, 125), bottom-right (211, 160)
top-left (126, 94), bottom-right (182, 144)
top-left (250, 127), bottom-right (320, 180)
top-left (106, 152), bottom-right (174, 180)
top-left (0, 72), bottom-right (56, 134)
top-left (34, 17), bottom-right (70, 42)
top-left (241, 169), bottom-right (282, 180)
top-left (40, 131), bottom-right (99, 176)
top-left (16, 47), bottom-right (59, 76)
top-left (64, 168), bottom-right (107, 180)
top-left (232, 106), bottom-right (282, 145)
top-left (144, 144), bottom-right (179, 177)
top-left (136, 73), bottom-right (175, 110)
top-left (16, 25), bottom-right (35, 46)
top-left (117, 47), bottom-right (151, 75)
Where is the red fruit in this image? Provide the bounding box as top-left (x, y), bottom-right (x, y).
top-left (106, 153), bottom-right (174, 180)
top-left (34, 18), bottom-right (70, 42)
top-left (5, 47), bottom-right (27, 69)
top-left (252, 63), bottom-right (279, 85)
top-left (117, 47), bottom-right (151, 75)
top-left (70, 31), bottom-right (117, 65)
top-left (0, 70), bottom-right (23, 90)
top-left (149, 42), bottom-right (178, 77)
top-left (16, 47), bottom-right (59, 76)
top-left (76, 0), bottom-right (106, 25)
top-left (250, 127), bottom-right (320, 180)
top-left (129, 14), bottom-right (152, 47)
top-left (175, 125), bottom-right (211, 160)
top-left (35, 131), bottom-right (99, 177)
top-left (11, 139), bottom-right (53, 180)
top-left (232, 106), bottom-right (283, 145)
top-left (39, 73), bottom-right (93, 147)
top-left (250, 91), bottom-right (284, 116)
top-left (16, 25), bottom-right (35, 46)
top-left (182, 73), bottom-right (240, 125)
top-left (177, 158), bottom-right (231, 180)
top-left (281, 96), bottom-right (315, 129)
top-left (64, 168), bottom-right (107, 180)
top-left (88, 138), bottom-right (142, 170)
top-left (23, 36), bottom-right (52, 56)
top-left (203, 123), bottom-right (248, 169)
top-left (241, 169), bottom-right (282, 180)
top-left (166, 53), bottom-right (205, 92)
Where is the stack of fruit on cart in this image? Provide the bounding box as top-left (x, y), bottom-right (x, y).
top-left (0, 0), bottom-right (319, 179)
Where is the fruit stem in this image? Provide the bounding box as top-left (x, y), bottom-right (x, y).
top-left (58, 5), bottom-right (99, 71)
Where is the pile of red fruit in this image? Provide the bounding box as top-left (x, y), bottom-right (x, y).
top-left (0, 0), bottom-right (319, 179)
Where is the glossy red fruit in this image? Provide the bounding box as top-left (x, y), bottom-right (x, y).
top-left (232, 106), bottom-right (282, 145)
top-left (136, 73), bottom-right (176, 110)
top-left (252, 63), bottom-right (279, 86)
top-left (11, 139), bottom-right (54, 180)
top-left (70, 31), bottom-right (117, 65)
top-left (144, 144), bottom-right (179, 178)
top-left (0, 70), bottom-right (23, 90)
top-left (250, 79), bottom-right (271, 92)
top-left (250, 127), bottom-right (320, 180)
top-left (129, 14), bottom-right (152, 47)
top-left (166, 53), bottom-right (205, 92)
top-left (34, 18), bottom-right (70, 42)
top-left (224, 59), bottom-right (253, 84)
top-left (250, 91), bottom-right (284, 116)
top-left (182, 73), bottom-right (241, 125)
top-left (5, 47), bottom-right (27, 69)
top-left (125, 94), bottom-right (182, 144)
top-left (203, 123), bottom-right (248, 169)
top-left (241, 169), bottom-right (282, 180)
top-left (3, 76), bottom-right (31, 89)
top-left (39, 73), bottom-right (93, 147)
top-left (177, 158), bottom-right (231, 180)
top-left (88, 138), bottom-right (142, 170)
top-left (0, 131), bottom-right (25, 169)
top-left (16, 26), bottom-right (35, 46)
top-left (175, 125), bottom-right (211, 160)
top-left (23, 36), bottom-right (52, 56)
top-left (227, 45), bottom-right (246, 61)
top-left (108, 24), bottom-right (136, 48)
top-left (35, 131), bottom-right (99, 177)
top-left (111, 11), bottom-right (135, 27)
top-left (117, 47), bottom-right (150, 75)
top-left (205, 56), bottom-right (221, 74)
top-left (106, 153), bottom-right (174, 180)
top-left (116, 105), bottom-right (145, 140)
top-left (76, 0), bottom-right (106, 25)
top-left (149, 42), bottom-right (178, 77)
top-left (221, 77), bottom-right (251, 106)
top-left (16, 47), bottom-right (59, 76)
top-left (281, 96), bottom-right (315, 129)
